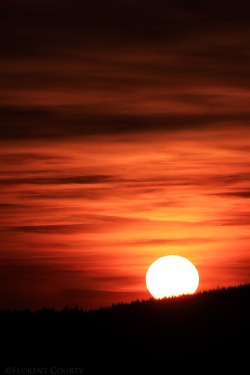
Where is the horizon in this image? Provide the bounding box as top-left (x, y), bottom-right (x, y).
top-left (1, 282), bottom-right (249, 313)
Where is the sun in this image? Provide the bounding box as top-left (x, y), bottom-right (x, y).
top-left (146, 255), bottom-right (199, 299)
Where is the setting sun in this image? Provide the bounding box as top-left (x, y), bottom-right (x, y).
top-left (146, 255), bottom-right (200, 299)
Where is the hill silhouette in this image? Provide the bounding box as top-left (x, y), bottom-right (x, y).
top-left (1, 283), bottom-right (250, 374)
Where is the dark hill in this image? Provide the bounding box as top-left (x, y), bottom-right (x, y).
top-left (1, 283), bottom-right (250, 374)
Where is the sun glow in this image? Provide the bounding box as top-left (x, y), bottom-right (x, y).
top-left (146, 255), bottom-right (199, 299)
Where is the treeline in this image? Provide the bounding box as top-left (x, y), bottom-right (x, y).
top-left (1, 283), bottom-right (250, 373)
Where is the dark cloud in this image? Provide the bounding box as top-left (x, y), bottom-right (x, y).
top-left (20, 188), bottom-right (106, 200)
top-left (6, 214), bottom-right (149, 234)
top-left (0, 174), bottom-right (115, 186)
top-left (7, 224), bottom-right (95, 234)
top-left (217, 191), bottom-right (250, 198)
top-left (214, 173), bottom-right (250, 185)
top-left (127, 172), bottom-right (250, 189)
top-left (1, 107), bottom-right (250, 140)
top-left (0, 0), bottom-right (209, 58)
top-left (92, 274), bottom-right (142, 285)
top-left (1, 0), bottom-right (250, 58)
top-left (0, 107), bottom-right (56, 139)
top-left (127, 237), bottom-right (215, 246)
top-left (206, 212), bottom-right (250, 227)
top-left (1, 1), bottom-right (250, 139)
top-left (0, 152), bottom-right (68, 164)
top-left (0, 203), bottom-right (27, 209)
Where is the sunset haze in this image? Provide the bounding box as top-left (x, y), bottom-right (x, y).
top-left (1, 0), bottom-right (250, 311)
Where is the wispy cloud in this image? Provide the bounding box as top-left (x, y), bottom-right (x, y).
top-left (216, 191), bottom-right (250, 198)
top-left (0, 174), bottom-right (115, 186)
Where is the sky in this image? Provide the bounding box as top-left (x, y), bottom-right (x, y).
top-left (1, 0), bottom-right (250, 311)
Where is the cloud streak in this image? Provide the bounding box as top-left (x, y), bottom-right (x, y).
top-left (0, 174), bottom-right (115, 186)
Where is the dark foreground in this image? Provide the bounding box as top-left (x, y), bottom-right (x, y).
top-left (1, 284), bottom-right (250, 374)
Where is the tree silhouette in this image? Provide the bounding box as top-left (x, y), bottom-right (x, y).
top-left (1, 283), bottom-right (249, 373)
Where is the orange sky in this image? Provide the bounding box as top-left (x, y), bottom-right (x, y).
top-left (1, 127), bottom-right (250, 310)
top-left (1, 0), bottom-right (250, 310)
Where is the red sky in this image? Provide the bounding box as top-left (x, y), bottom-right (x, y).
top-left (1, 0), bottom-right (250, 310)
